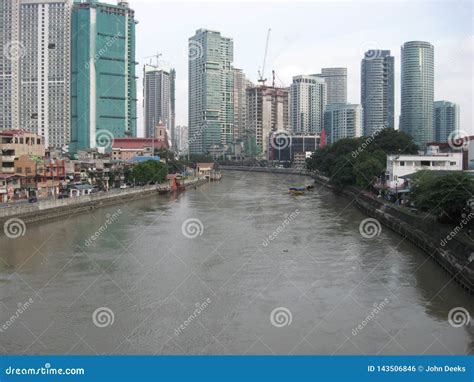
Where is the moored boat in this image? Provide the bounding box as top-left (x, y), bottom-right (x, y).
top-left (288, 186), bottom-right (305, 195)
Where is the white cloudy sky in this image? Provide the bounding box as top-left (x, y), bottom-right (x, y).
top-left (130, 0), bottom-right (473, 137)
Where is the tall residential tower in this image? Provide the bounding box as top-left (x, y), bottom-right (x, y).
top-left (290, 75), bottom-right (327, 134)
top-left (314, 68), bottom-right (347, 105)
top-left (188, 29), bottom-right (234, 155)
top-left (1, 0), bottom-right (72, 148)
top-left (143, 64), bottom-right (172, 140)
top-left (400, 41), bottom-right (434, 147)
top-left (361, 50), bottom-right (394, 135)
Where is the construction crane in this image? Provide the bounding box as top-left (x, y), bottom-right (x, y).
top-left (144, 52), bottom-right (162, 67)
top-left (257, 28), bottom-right (271, 87)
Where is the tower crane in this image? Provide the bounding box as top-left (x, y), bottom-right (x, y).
top-left (257, 28), bottom-right (271, 87)
top-left (143, 52), bottom-right (162, 67)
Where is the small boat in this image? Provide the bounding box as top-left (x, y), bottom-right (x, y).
top-left (289, 186), bottom-right (305, 195)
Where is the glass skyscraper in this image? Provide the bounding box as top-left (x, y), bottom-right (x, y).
top-left (400, 41), bottom-right (434, 147)
top-left (433, 100), bottom-right (460, 143)
top-left (314, 68), bottom-right (347, 105)
top-left (361, 50), bottom-right (394, 136)
top-left (188, 29), bottom-right (234, 155)
top-left (71, 0), bottom-right (137, 152)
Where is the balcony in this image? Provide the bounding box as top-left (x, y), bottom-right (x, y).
top-left (0, 156), bottom-right (16, 162)
top-left (1, 167), bottom-right (15, 174)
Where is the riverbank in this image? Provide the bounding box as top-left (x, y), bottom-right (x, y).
top-left (0, 177), bottom-right (208, 227)
top-left (221, 166), bottom-right (473, 293)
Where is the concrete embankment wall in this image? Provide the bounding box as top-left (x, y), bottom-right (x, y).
top-left (0, 178), bottom-right (207, 227)
top-left (219, 165), bottom-right (310, 176)
top-left (222, 166), bottom-right (473, 293)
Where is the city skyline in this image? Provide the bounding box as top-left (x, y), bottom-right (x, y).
top-left (133, 0), bottom-right (472, 136)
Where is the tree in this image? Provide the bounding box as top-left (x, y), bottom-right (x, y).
top-left (354, 157), bottom-right (384, 189)
top-left (130, 160), bottom-right (168, 184)
top-left (411, 171), bottom-right (474, 222)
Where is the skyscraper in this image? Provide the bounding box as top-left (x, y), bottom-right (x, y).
top-left (71, 0), bottom-right (137, 152)
top-left (188, 29), bottom-right (234, 155)
top-left (324, 104), bottom-right (362, 144)
top-left (1, 0), bottom-right (72, 148)
top-left (232, 68), bottom-right (247, 145)
top-left (143, 65), bottom-right (172, 139)
top-left (314, 68), bottom-right (347, 105)
top-left (290, 75), bottom-right (327, 134)
top-left (400, 41), bottom-right (434, 147)
top-left (361, 50), bottom-right (394, 135)
top-left (433, 101), bottom-right (460, 143)
top-left (169, 68), bottom-right (176, 149)
top-left (246, 86), bottom-right (289, 158)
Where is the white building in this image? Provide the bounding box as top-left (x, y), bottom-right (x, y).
top-left (1, 0), bottom-right (72, 148)
top-left (386, 146), bottom-right (463, 189)
top-left (290, 75), bottom-right (327, 134)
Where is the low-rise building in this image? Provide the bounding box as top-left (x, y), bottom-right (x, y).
top-left (386, 146), bottom-right (463, 188)
top-left (0, 130), bottom-right (45, 175)
top-left (112, 138), bottom-right (169, 161)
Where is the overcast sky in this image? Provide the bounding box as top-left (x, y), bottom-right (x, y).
top-left (130, 0), bottom-right (473, 137)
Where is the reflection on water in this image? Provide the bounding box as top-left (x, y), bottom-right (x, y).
top-left (0, 171), bottom-right (472, 355)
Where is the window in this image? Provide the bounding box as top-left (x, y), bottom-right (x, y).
top-left (421, 161), bottom-right (430, 166)
top-left (16, 168), bottom-right (22, 173)
top-left (450, 162), bottom-right (456, 166)
top-left (399, 161), bottom-right (405, 166)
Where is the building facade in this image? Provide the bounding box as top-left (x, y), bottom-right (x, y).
top-left (290, 75), bottom-right (326, 134)
top-left (314, 68), bottom-right (347, 105)
top-left (400, 41), bottom-right (434, 147)
top-left (1, 0), bottom-right (72, 148)
top-left (361, 50), bottom-right (394, 135)
top-left (386, 147), bottom-right (463, 188)
top-left (143, 64), bottom-right (172, 139)
top-left (0, 130), bottom-right (45, 175)
top-left (71, 0), bottom-right (137, 152)
top-left (246, 86), bottom-right (289, 158)
top-left (188, 29), bottom-right (234, 155)
top-left (324, 103), bottom-right (362, 144)
top-left (433, 100), bottom-right (460, 143)
top-left (232, 68), bottom-right (248, 145)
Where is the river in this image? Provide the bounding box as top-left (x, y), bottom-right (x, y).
top-left (0, 171), bottom-right (472, 355)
